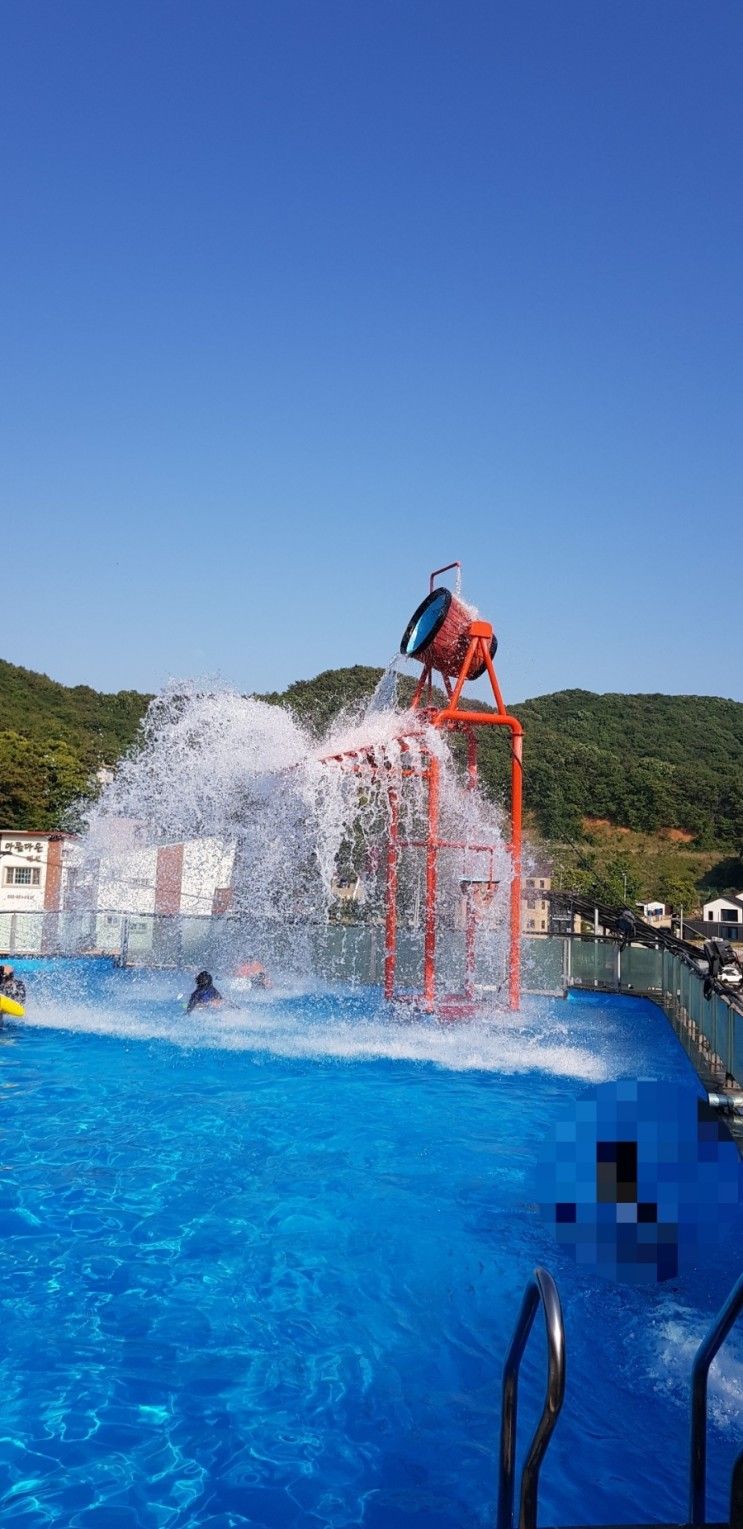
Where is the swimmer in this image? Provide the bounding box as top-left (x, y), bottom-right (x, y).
top-left (0, 964), bottom-right (26, 1005)
top-left (186, 970), bottom-right (223, 1014)
top-left (235, 960), bottom-right (271, 989)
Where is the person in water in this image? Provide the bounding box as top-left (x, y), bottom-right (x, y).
top-left (235, 959), bottom-right (271, 989)
top-left (0, 965), bottom-right (26, 1004)
top-left (186, 970), bottom-right (223, 1013)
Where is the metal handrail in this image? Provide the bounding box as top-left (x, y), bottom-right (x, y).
top-left (547, 890), bottom-right (743, 1022)
top-left (496, 1267), bottom-right (566, 1529)
top-left (689, 1271), bottom-right (743, 1524)
top-left (730, 1448), bottom-right (743, 1529)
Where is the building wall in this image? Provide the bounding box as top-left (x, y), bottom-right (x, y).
top-left (0, 831), bottom-right (76, 954)
top-left (181, 839), bottom-right (235, 916)
top-left (0, 832), bottom-right (64, 914)
top-left (95, 847), bottom-right (159, 915)
top-left (522, 868), bottom-right (551, 933)
top-left (702, 898), bottom-right (743, 924)
top-left (154, 844), bottom-right (184, 916)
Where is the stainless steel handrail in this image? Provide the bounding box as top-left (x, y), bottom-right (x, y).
top-left (496, 1267), bottom-right (566, 1529)
top-left (730, 1448), bottom-right (743, 1529)
top-left (689, 1271), bottom-right (743, 1524)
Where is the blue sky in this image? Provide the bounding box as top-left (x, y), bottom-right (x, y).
top-left (1, 1), bottom-right (741, 702)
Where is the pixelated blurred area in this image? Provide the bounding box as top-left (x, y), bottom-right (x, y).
top-left (538, 1081), bottom-right (743, 1284)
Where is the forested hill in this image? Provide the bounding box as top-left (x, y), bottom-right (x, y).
top-left (500, 688), bottom-right (743, 846)
top-left (0, 655), bottom-right (741, 856)
top-left (0, 657), bottom-right (151, 829)
top-left (265, 670), bottom-right (743, 851)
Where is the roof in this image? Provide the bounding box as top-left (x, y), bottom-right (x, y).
top-left (0, 829), bottom-right (75, 840)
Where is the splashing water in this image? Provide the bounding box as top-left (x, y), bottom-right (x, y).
top-left (74, 680), bottom-right (513, 988)
top-left (20, 967), bottom-right (605, 1081)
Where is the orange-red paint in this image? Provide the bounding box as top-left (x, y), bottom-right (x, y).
top-left (321, 578), bottom-right (524, 1014)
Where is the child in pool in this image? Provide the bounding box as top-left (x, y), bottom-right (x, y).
top-left (186, 971), bottom-right (223, 1013)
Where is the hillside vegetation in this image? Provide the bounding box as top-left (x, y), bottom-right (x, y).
top-left (0, 656), bottom-right (741, 902)
top-left (0, 657), bottom-right (150, 829)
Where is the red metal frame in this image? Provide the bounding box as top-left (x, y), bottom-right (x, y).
top-left (397, 614), bottom-right (523, 1010)
top-left (321, 584), bottom-right (523, 1014)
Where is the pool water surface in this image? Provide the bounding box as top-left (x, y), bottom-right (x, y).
top-left (0, 963), bottom-right (741, 1527)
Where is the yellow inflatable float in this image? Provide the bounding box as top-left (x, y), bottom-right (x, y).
top-left (0, 995), bottom-right (24, 1018)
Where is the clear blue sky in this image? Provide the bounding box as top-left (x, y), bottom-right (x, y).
top-left (2, 2), bottom-right (741, 703)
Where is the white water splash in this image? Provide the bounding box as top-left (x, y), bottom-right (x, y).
top-left (73, 679), bottom-right (513, 984)
top-left (18, 990), bottom-right (605, 1080)
top-left (646, 1300), bottom-right (743, 1436)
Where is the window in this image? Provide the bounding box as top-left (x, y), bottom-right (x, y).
top-left (526, 897), bottom-right (535, 909)
top-left (4, 866), bottom-right (41, 886)
top-left (539, 879), bottom-right (545, 888)
top-left (541, 920), bottom-right (546, 930)
top-left (527, 918), bottom-right (535, 929)
top-left (707, 910), bottom-right (714, 920)
top-left (721, 908), bottom-right (740, 922)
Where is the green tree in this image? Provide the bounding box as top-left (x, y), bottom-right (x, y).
top-left (654, 867), bottom-right (700, 914)
top-left (0, 731), bottom-right (89, 830)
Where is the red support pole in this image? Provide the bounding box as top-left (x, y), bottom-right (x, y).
top-left (384, 787), bottom-right (399, 1000)
top-left (423, 754), bottom-right (440, 1009)
top-left (464, 889), bottom-right (477, 1001)
top-left (466, 725), bottom-right (478, 789)
top-left (508, 726), bottom-right (523, 1010)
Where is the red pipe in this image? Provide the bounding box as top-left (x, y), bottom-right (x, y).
top-left (466, 725), bottom-right (478, 789)
top-left (384, 788), bottom-right (399, 1000)
top-left (464, 889), bottom-right (477, 1000)
top-left (508, 728), bottom-right (523, 1011)
top-left (434, 627), bottom-right (523, 1012)
top-left (423, 754), bottom-right (440, 1009)
top-left (429, 560), bottom-right (461, 592)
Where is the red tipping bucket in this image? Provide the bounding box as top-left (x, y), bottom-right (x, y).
top-left (400, 587), bottom-right (497, 679)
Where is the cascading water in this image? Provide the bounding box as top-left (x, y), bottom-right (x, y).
top-left (72, 678), bottom-right (513, 993)
top-left (17, 675), bottom-right (610, 1083)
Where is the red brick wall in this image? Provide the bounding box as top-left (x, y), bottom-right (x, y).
top-left (43, 835), bottom-right (64, 911)
top-left (155, 844), bottom-right (184, 915)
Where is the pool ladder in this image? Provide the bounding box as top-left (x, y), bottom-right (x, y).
top-left (495, 1267), bottom-right (743, 1529)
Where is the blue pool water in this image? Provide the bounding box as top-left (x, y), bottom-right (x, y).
top-left (1, 963), bottom-right (741, 1527)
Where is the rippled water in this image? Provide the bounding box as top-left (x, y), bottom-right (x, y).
top-left (0, 964), bottom-right (740, 1526)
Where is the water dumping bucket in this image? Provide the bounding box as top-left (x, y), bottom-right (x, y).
top-left (400, 587), bottom-right (497, 679)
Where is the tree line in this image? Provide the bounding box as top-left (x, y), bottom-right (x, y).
top-left (0, 658), bottom-right (740, 888)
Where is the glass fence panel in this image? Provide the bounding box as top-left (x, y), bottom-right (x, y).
top-left (570, 939), bottom-right (617, 988)
top-left (619, 944), bottom-right (662, 992)
top-left (687, 969), bottom-right (707, 1044)
top-left (2, 910), bottom-right (742, 1083)
top-left (474, 928), bottom-right (507, 994)
top-left (392, 930), bottom-right (424, 991)
top-left (713, 996), bottom-right (731, 1077)
top-left (732, 1008), bottom-right (743, 1089)
top-left (311, 925), bottom-right (378, 986)
top-left (522, 936), bottom-right (566, 995)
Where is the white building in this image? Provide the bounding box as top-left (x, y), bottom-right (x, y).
top-left (637, 901), bottom-right (666, 922)
top-left (701, 895), bottom-right (743, 930)
top-left (66, 836), bottom-right (236, 957)
top-left (0, 830), bottom-right (77, 953)
top-left (0, 828), bottom-right (237, 957)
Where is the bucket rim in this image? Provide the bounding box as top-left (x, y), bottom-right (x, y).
top-left (400, 586), bottom-right (452, 658)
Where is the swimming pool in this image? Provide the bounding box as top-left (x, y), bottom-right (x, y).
top-left (1, 963), bottom-right (741, 1527)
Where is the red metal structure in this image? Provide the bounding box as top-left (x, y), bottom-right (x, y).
top-left (325, 565), bottom-right (523, 1012)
